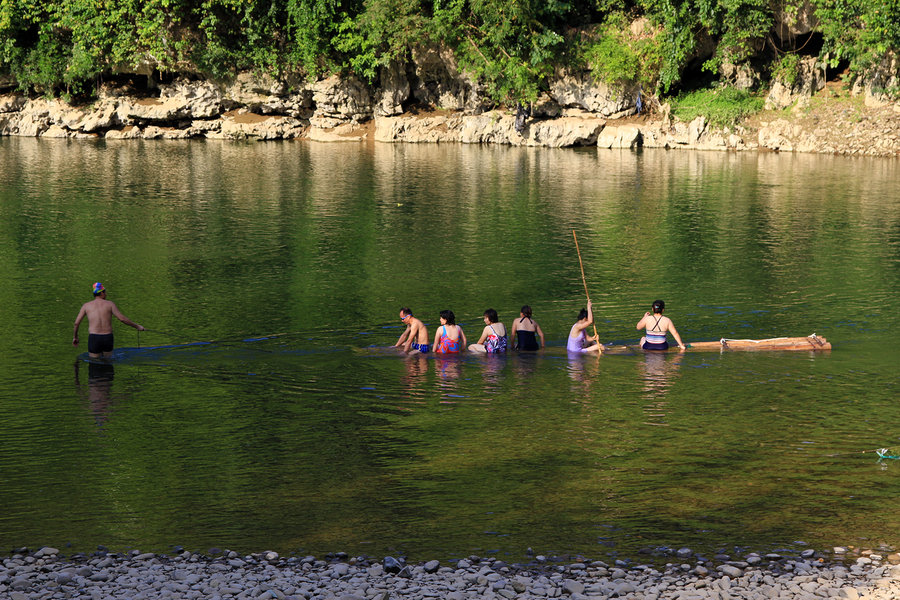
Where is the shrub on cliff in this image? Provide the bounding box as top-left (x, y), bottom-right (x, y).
top-left (671, 85), bottom-right (764, 127)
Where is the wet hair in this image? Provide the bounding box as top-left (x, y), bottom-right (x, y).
top-left (439, 309), bottom-right (456, 325)
top-left (652, 300), bottom-right (665, 314)
top-left (400, 307), bottom-right (413, 316)
top-left (578, 308), bottom-right (589, 320)
top-left (520, 305), bottom-right (532, 318)
top-left (484, 308), bottom-right (499, 323)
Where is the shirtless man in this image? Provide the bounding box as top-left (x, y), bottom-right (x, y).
top-left (394, 307), bottom-right (430, 353)
top-left (73, 283), bottom-right (145, 358)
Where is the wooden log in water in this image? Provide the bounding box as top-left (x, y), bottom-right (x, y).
top-left (638, 334), bottom-right (831, 352)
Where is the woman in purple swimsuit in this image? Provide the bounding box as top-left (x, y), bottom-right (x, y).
top-left (567, 300), bottom-right (604, 353)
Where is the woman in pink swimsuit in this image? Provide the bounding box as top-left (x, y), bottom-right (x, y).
top-left (432, 310), bottom-right (467, 354)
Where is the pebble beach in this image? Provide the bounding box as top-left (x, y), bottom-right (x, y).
top-left (3, 546), bottom-right (899, 600)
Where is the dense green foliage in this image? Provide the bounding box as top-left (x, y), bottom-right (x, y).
top-left (1, 0), bottom-right (898, 102)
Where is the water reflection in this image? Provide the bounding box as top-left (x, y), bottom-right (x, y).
top-left (566, 352), bottom-right (601, 393)
top-left (74, 360), bottom-right (116, 426)
top-left (638, 352), bottom-right (684, 426)
top-left (435, 357), bottom-right (464, 400)
top-left (473, 355), bottom-right (505, 391)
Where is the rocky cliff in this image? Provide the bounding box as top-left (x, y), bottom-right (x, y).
top-left (1, 50), bottom-right (898, 157)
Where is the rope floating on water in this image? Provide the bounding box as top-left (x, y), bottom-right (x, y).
top-left (876, 448), bottom-right (900, 460)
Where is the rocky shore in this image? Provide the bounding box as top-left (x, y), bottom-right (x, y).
top-left (4, 545), bottom-right (899, 600)
top-left (2, 59), bottom-right (899, 157)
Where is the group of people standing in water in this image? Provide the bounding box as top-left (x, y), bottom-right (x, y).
top-left (395, 299), bottom-right (686, 355)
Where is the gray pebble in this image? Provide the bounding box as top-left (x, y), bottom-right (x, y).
top-left (423, 560), bottom-right (440, 573)
top-left (564, 579), bottom-right (585, 594)
top-left (718, 565), bottom-right (743, 578)
top-left (10, 577), bottom-right (30, 590)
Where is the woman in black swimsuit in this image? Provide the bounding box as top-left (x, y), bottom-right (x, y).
top-left (510, 305), bottom-right (545, 351)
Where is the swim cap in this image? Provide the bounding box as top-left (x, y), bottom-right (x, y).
top-left (92, 282), bottom-right (105, 295)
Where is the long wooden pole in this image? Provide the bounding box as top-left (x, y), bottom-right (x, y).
top-left (572, 229), bottom-right (599, 340)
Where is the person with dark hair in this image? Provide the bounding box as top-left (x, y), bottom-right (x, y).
top-left (395, 307), bottom-right (430, 353)
top-left (73, 282), bottom-right (144, 359)
top-left (510, 305), bottom-right (545, 351)
top-left (468, 308), bottom-right (508, 353)
top-left (636, 299), bottom-right (686, 351)
top-left (566, 300), bottom-right (603, 353)
top-left (432, 309), bottom-right (467, 354)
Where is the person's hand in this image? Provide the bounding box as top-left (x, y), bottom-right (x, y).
top-left (72, 337), bottom-right (79, 347)
top-left (645, 311), bottom-right (651, 317)
top-left (137, 325), bottom-right (145, 331)
top-left (678, 344), bottom-right (686, 352)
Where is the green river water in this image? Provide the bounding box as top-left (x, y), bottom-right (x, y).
top-left (0, 137), bottom-right (898, 563)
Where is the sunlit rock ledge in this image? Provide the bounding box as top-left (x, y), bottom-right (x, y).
top-left (1, 69), bottom-right (899, 156)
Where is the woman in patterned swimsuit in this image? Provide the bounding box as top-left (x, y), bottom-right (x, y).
top-left (636, 299), bottom-right (686, 351)
top-left (432, 309), bottom-right (467, 354)
top-left (468, 308), bottom-right (508, 353)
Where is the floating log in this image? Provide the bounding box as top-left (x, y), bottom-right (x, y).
top-left (639, 334), bottom-right (831, 352)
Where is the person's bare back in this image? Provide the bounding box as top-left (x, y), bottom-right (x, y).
top-left (73, 283), bottom-right (144, 358)
top-left (78, 297), bottom-right (118, 334)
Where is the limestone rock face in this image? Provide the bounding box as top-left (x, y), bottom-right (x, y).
top-left (310, 75), bottom-right (373, 128)
top-left (853, 53), bottom-right (900, 108)
top-left (597, 125), bottom-right (642, 149)
top-left (0, 94), bottom-right (27, 113)
top-left (719, 62), bottom-right (763, 90)
top-left (773, 0), bottom-right (819, 42)
top-left (410, 46), bottom-right (487, 113)
top-left (548, 71), bottom-right (637, 118)
top-left (765, 57), bottom-right (825, 110)
top-left (758, 118), bottom-right (799, 151)
top-left (375, 111), bottom-right (605, 147)
top-left (376, 61), bottom-right (411, 117)
top-left (219, 112), bottom-right (306, 140)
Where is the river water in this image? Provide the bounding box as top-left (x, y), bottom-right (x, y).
top-left (0, 137), bottom-right (898, 563)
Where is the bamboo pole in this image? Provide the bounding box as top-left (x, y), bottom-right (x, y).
top-left (572, 229), bottom-right (599, 341)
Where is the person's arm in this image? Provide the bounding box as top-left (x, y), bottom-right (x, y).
top-left (571, 320), bottom-right (586, 335)
top-left (476, 325), bottom-right (489, 346)
top-left (432, 327), bottom-right (441, 351)
top-left (73, 306), bottom-right (86, 346)
top-left (536, 322), bottom-right (545, 347)
top-left (636, 313), bottom-right (650, 330)
top-left (509, 319), bottom-right (519, 347)
top-left (459, 326), bottom-right (467, 350)
top-left (586, 300), bottom-right (594, 326)
top-left (111, 303), bottom-right (144, 330)
top-left (668, 320), bottom-right (686, 350)
top-left (395, 325), bottom-right (411, 347)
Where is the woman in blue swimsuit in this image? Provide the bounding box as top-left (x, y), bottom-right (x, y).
top-left (636, 299), bottom-right (686, 351)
